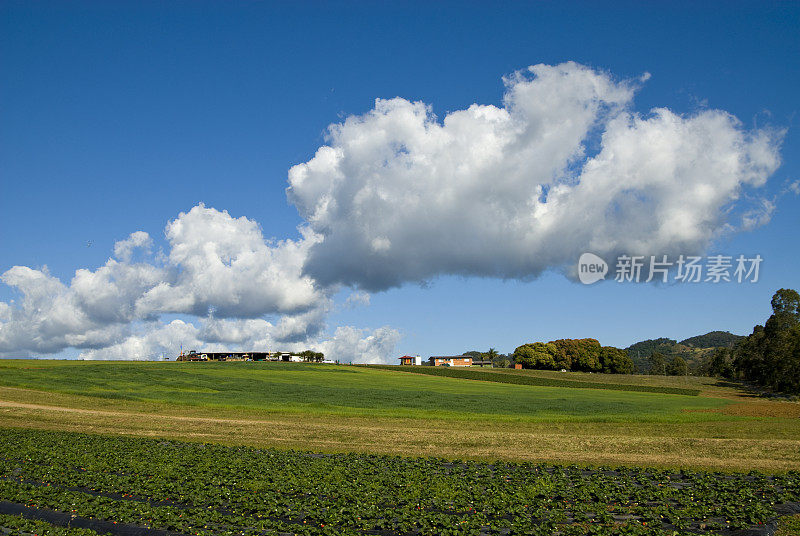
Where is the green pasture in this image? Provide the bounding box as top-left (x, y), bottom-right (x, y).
top-left (0, 360), bottom-right (731, 423)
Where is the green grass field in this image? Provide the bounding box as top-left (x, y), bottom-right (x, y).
top-left (0, 360), bottom-right (798, 472)
top-left (0, 360), bottom-right (726, 422)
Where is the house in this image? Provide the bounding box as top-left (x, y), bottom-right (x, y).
top-left (398, 355), bottom-right (422, 366)
top-left (430, 355), bottom-right (472, 367)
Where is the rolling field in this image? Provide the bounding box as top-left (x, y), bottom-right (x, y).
top-left (0, 360), bottom-right (798, 472)
top-left (0, 360), bottom-right (727, 421)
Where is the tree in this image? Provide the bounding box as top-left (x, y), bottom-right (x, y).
top-left (298, 350), bottom-right (325, 363)
top-left (549, 339), bottom-right (602, 371)
top-left (732, 289), bottom-right (800, 393)
top-left (704, 348), bottom-right (733, 377)
top-left (771, 288), bottom-right (800, 320)
top-left (512, 342), bottom-right (558, 370)
top-left (567, 339), bottom-right (602, 372)
top-left (667, 356), bottom-right (688, 376)
top-left (649, 352), bottom-right (667, 375)
top-left (513, 339), bottom-right (630, 373)
top-left (599, 346), bottom-right (633, 374)
top-left (485, 347), bottom-right (499, 366)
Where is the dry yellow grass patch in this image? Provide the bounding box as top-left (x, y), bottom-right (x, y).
top-left (716, 399), bottom-right (800, 418)
top-left (0, 386), bottom-right (798, 473)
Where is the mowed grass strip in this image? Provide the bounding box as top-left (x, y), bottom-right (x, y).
top-left (0, 360), bottom-right (720, 422)
top-left (365, 364), bottom-right (701, 395)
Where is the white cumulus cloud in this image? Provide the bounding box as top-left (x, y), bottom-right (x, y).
top-left (135, 204), bottom-right (324, 318)
top-left (288, 62), bottom-right (783, 290)
top-left (0, 206), bottom-right (330, 357)
top-left (113, 231), bottom-right (153, 263)
top-left (78, 318), bottom-right (399, 363)
top-left (315, 326), bottom-right (403, 364)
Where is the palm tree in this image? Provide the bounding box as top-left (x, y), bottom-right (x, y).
top-left (486, 347), bottom-right (499, 367)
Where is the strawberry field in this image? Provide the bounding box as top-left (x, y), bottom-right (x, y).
top-left (1, 428), bottom-right (798, 536)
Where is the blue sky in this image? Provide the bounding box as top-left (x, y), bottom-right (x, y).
top-left (1, 1), bottom-right (798, 360)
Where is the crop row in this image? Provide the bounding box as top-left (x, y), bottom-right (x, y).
top-left (1, 428), bottom-right (797, 535)
top-left (365, 366), bottom-right (700, 396)
top-left (0, 511), bottom-right (110, 535)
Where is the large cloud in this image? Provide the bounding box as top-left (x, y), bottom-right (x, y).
top-left (0, 205), bottom-right (332, 357)
top-left (288, 62), bottom-right (783, 290)
top-left (0, 266), bottom-right (129, 354)
top-left (0, 203), bottom-right (401, 362)
top-left (79, 318), bottom-right (399, 363)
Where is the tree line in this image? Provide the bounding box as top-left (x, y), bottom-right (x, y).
top-left (467, 288), bottom-right (799, 391)
top-left (512, 338), bottom-right (633, 374)
top-left (646, 353), bottom-right (689, 376)
top-left (701, 288), bottom-right (800, 394)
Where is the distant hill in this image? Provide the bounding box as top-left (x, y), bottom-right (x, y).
top-left (679, 331), bottom-right (744, 349)
top-left (626, 331), bottom-right (743, 373)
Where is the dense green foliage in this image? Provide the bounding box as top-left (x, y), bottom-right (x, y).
top-left (648, 353), bottom-right (667, 376)
top-left (297, 350), bottom-right (326, 362)
top-left (462, 348), bottom-right (510, 367)
top-left (721, 288), bottom-right (800, 394)
top-left (1, 428), bottom-right (798, 536)
top-left (0, 514), bottom-right (109, 535)
top-left (667, 356), bottom-right (688, 376)
top-left (643, 354), bottom-right (689, 377)
top-left (679, 331), bottom-right (744, 349)
top-left (777, 514), bottom-right (800, 536)
top-left (626, 332), bottom-right (742, 374)
top-left (512, 339), bottom-right (633, 374)
top-left (627, 338), bottom-right (677, 358)
top-left (367, 365), bottom-right (699, 396)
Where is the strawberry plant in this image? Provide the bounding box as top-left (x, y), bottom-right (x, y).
top-left (0, 428), bottom-right (797, 535)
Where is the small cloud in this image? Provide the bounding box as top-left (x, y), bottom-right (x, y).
top-left (370, 237), bottom-right (391, 253)
top-left (741, 198), bottom-right (775, 231)
top-left (113, 231), bottom-right (152, 262)
top-left (344, 291), bottom-right (370, 309)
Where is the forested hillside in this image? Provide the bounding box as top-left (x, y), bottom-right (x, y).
top-left (680, 331), bottom-right (744, 348)
top-left (626, 332), bottom-right (743, 373)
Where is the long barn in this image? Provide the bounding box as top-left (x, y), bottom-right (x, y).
top-left (177, 351), bottom-right (272, 361)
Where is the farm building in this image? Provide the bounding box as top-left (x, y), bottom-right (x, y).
top-left (430, 355), bottom-right (472, 367)
top-left (176, 350), bottom-right (303, 362)
top-left (271, 352), bottom-right (304, 362)
top-left (398, 355), bottom-right (422, 366)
